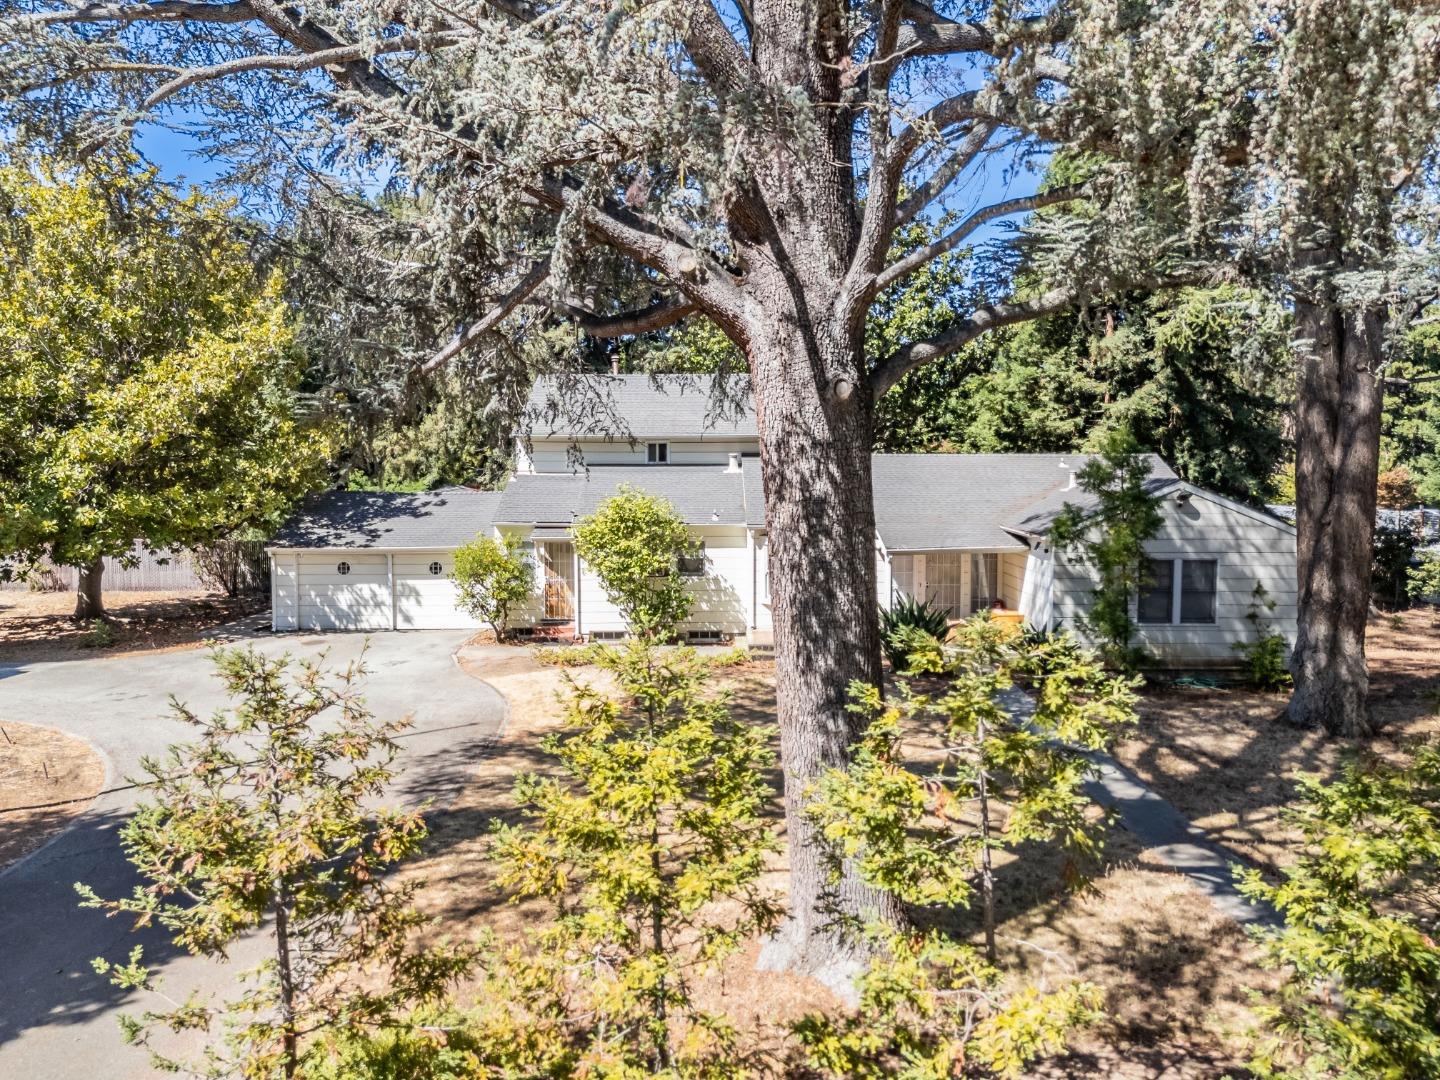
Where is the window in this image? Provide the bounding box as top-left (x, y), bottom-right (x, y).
top-left (970, 553), bottom-right (1000, 611)
top-left (336, 561), bottom-right (351, 576)
top-left (890, 554), bottom-right (915, 602)
top-left (1137, 559), bottom-right (1173, 624)
top-left (1136, 558), bottom-right (1218, 625)
top-left (677, 541), bottom-right (706, 576)
top-left (1180, 560), bottom-right (1218, 624)
top-left (428, 560), bottom-right (443, 576)
top-left (646, 441), bottom-right (669, 464)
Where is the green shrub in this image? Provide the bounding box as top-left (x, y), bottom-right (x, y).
top-left (1238, 746), bottom-right (1440, 1078)
top-left (572, 485), bottom-right (693, 640)
top-left (1232, 583), bottom-right (1292, 690)
top-left (83, 617), bottom-right (115, 648)
top-left (1411, 552), bottom-right (1440, 606)
top-left (452, 533), bottom-right (534, 641)
top-left (880, 595), bottom-right (950, 669)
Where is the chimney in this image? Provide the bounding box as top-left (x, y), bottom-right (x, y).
top-left (726, 452), bottom-right (743, 473)
top-left (1059, 459), bottom-right (1076, 490)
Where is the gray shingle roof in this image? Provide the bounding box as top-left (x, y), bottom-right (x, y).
top-left (270, 487), bottom-right (502, 549)
top-left (495, 466), bottom-right (749, 525)
top-left (1007, 459), bottom-right (1180, 535)
top-left (525, 374), bottom-right (756, 439)
top-left (738, 453), bottom-right (1175, 548)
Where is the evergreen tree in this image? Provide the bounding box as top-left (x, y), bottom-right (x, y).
top-left (1050, 429), bottom-right (1167, 670)
top-left (79, 648), bottom-right (475, 1079)
top-left (798, 619), bottom-right (1136, 1076)
top-left (484, 641), bottom-right (780, 1075)
top-left (1238, 747), bottom-right (1440, 1078)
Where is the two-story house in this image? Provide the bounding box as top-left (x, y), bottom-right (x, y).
top-left (268, 374), bottom-right (1298, 668)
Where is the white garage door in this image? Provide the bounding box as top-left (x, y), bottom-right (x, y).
top-left (395, 552), bottom-right (480, 630)
top-left (297, 554), bottom-right (391, 630)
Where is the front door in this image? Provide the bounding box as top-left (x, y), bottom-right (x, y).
top-left (538, 541), bottom-right (576, 622)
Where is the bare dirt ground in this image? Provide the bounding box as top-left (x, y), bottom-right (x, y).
top-left (0, 588), bottom-right (265, 662)
top-left (0, 720), bottom-right (106, 870)
top-left (1113, 607), bottom-right (1440, 870)
top-left (410, 648), bottom-right (1279, 1077)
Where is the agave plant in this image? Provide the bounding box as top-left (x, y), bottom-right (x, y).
top-left (879, 595), bottom-right (951, 670)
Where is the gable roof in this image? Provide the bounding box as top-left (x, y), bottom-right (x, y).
top-left (869, 454), bottom-right (1177, 551)
top-left (1005, 459), bottom-right (1180, 536)
top-left (495, 466), bottom-right (749, 526)
top-left (524, 374), bottom-right (756, 440)
top-left (269, 487), bottom-right (501, 549)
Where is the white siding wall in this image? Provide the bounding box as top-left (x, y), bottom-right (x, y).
top-left (753, 532), bottom-right (772, 632)
top-left (1050, 493), bottom-right (1297, 667)
top-left (876, 544), bottom-right (893, 611)
top-left (1000, 552), bottom-right (1026, 609)
top-left (525, 438), bottom-right (759, 472)
top-left (272, 553), bottom-right (298, 630)
top-left (395, 550), bottom-right (482, 630)
top-left (575, 525), bottom-right (749, 638)
top-left (1018, 546), bottom-right (1054, 630)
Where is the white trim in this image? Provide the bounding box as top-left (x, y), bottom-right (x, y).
top-left (387, 552), bottom-right (397, 630)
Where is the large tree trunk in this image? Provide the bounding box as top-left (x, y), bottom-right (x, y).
top-left (1287, 295), bottom-right (1385, 738)
top-left (747, 282), bottom-right (906, 987)
top-left (731, 5), bottom-right (907, 984)
top-left (73, 556), bottom-right (106, 621)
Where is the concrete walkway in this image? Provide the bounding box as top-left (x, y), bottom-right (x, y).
top-left (0, 628), bottom-right (507, 1080)
top-left (1000, 689), bottom-right (1279, 928)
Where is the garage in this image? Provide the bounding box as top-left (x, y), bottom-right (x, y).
top-left (395, 551), bottom-right (479, 630)
top-left (297, 553), bottom-right (391, 630)
top-left (268, 487), bottom-right (502, 632)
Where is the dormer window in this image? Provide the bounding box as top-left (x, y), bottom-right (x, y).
top-left (646, 441), bottom-right (669, 464)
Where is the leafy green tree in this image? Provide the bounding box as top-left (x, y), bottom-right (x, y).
top-left (877, 286), bottom-right (1293, 504)
top-left (799, 619), bottom-right (1135, 1074)
top-left (573, 486), bottom-right (694, 640)
top-left (0, 158), bottom-right (333, 618)
top-left (78, 647), bottom-right (475, 1079)
top-left (451, 533), bottom-right (534, 641)
top-left (1383, 324), bottom-right (1440, 506)
top-left (1238, 746), bottom-right (1440, 1079)
top-left (1372, 524), bottom-right (1422, 613)
top-left (1050, 429), bottom-right (1167, 670)
top-left (485, 640), bottom-right (780, 1075)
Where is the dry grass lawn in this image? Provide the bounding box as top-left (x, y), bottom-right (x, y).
top-left (1113, 608), bottom-right (1440, 870)
top-left (0, 588), bottom-right (264, 661)
top-left (406, 646), bottom-right (1295, 1077)
top-left (0, 720), bottom-right (106, 869)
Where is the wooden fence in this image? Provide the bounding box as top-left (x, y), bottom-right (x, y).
top-left (2, 544), bottom-right (205, 592)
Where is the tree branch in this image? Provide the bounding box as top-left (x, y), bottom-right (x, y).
top-left (875, 185), bottom-right (1083, 294)
top-left (134, 31), bottom-right (460, 114)
top-left (527, 178), bottom-right (747, 341)
top-left (893, 121), bottom-right (997, 227)
top-left (566, 297), bottom-right (698, 338)
top-left (8, 1), bottom-right (254, 28)
top-left (871, 273), bottom-right (1208, 394)
top-left (419, 258), bottom-right (551, 376)
top-left (677, 0), bottom-right (756, 91)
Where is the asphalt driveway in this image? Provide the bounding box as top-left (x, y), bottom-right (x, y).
top-left (0, 627), bottom-right (507, 1080)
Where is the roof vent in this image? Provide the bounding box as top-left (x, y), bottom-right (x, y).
top-left (726, 452), bottom-right (743, 473)
top-left (1059, 459), bottom-right (1077, 490)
